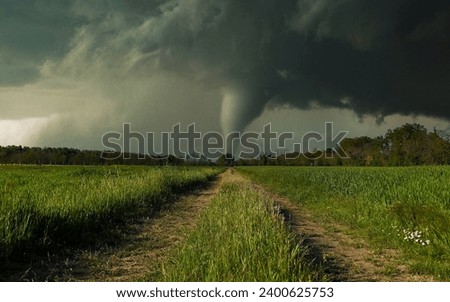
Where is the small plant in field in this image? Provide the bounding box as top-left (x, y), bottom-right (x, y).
top-left (401, 229), bottom-right (430, 246)
top-left (392, 225), bottom-right (430, 246)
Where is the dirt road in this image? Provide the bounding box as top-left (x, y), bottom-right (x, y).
top-left (238, 171), bottom-right (434, 282)
top-left (1, 168), bottom-right (433, 281)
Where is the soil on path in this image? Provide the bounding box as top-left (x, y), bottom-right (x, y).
top-left (234, 169), bottom-right (434, 282)
top-left (0, 171), bottom-right (226, 281)
top-left (77, 171), bottom-right (227, 281)
top-left (1, 168), bottom-right (434, 281)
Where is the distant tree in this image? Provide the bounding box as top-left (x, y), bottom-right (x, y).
top-left (340, 136), bottom-right (387, 166)
top-left (383, 123), bottom-right (450, 165)
top-left (216, 153), bottom-right (235, 166)
top-left (426, 130), bottom-right (450, 164)
top-left (385, 123), bottom-right (429, 165)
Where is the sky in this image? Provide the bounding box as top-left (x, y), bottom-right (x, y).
top-left (1, 0), bottom-right (449, 151)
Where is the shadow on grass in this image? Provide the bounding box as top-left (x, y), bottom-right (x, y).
top-left (0, 175), bottom-right (218, 281)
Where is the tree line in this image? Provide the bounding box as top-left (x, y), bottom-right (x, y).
top-left (0, 146), bottom-right (189, 166)
top-left (238, 123), bottom-right (450, 166)
top-left (0, 123), bottom-right (449, 166)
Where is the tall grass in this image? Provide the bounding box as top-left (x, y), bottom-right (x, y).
top-left (0, 165), bottom-right (220, 259)
top-left (238, 166), bottom-right (450, 280)
top-left (161, 180), bottom-right (324, 282)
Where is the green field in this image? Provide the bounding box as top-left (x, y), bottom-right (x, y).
top-left (2, 165), bottom-right (449, 281)
top-left (238, 166), bottom-right (450, 279)
top-left (0, 165), bottom-right (220, 259)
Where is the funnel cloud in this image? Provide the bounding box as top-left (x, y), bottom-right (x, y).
top-left (0, 0), bottom-right (449, 148)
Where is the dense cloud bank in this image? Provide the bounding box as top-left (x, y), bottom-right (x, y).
top-left (1, 0), bottom-right (449, 147)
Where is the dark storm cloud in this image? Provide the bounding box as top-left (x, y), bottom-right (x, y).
top-left (0, 0), bottom-right (80, 85)
top-left (124, 0), bottom-right (450, 130)
top-left (283, 0), bottom-right (450, 122)
top-left (2, 0), bottom-right (450, 139)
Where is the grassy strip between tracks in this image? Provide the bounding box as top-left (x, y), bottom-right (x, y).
top-left (160, 178), bottom-right (324, 282)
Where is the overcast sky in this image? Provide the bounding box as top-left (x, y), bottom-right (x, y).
top-left (1, 0), bottom-right (449, 150)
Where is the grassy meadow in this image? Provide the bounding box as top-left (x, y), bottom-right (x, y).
top-left (238, 166), bottom-right (450, 279)
top-left (2, 164), bottom-right (449, 281)
top-left (161, 178), bottom-right (324, 282)
top-left (0, 165), bottom-right (220, 259)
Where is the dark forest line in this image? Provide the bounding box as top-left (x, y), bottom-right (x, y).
top-left (1, 123), bottom-right (449, 166)
top-left (253, 123), bottom-right (450, 167)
